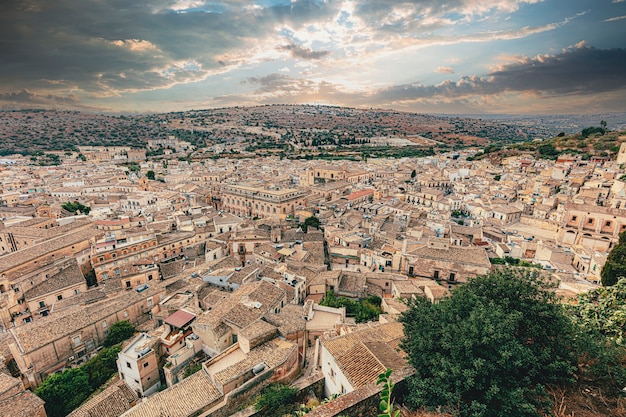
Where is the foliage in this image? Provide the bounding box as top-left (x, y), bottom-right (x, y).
top-left (400, 269), bottom-right (578, 417)
top-left (36, 345), bottom-right (124, 417)
top-left (36, 368), bottom-right (92, 417)
top-left (377, 368), bottom-right (400, 417)
top-left (538, 143), bottom-right (559, 159)
top-left (62, 201), bottom-right (91, 215)
top-left (488, 257), bottom-right (541, 269)
top-left (567, 280), bottom-right (626, 389)
top-left (254, 384), bottom-right (298, 416)
top-left (301, 215), bottom-right (320, 232)
top-left (601, 231), bottom-right (626, 286)
top-left (103, 320), bottom-right (135, 347)
top-left (568, 277), bottom-right (626, 346)
top-left (82, 345), bottom-right (122, 389)
top-left (581, 126), bottom-right (605, 138)
top-left (146, 170), bottom-right (156, 180)
top-left (320, 291), bottom-right (383, 323)
top-left (183, 362), bottom-right (203, 379)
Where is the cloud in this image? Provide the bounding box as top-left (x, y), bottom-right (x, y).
top-left (436, 67), bottom-right (455, 74)
top-left (604, 15), bottom-right (626, 22)
top-left (0, 89), bottom-right (79, 105)
top-left (279, 43), bottom-right (331, 60)
top-left (372, 45), bottom-right (626, 104)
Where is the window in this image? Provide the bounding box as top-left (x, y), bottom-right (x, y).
top-left (123, 310), bottom-right (128, 317)
top-left (148, 274), bottom-right (153, 281)
top-left (115, 268), bottom-right (120, 275)
top-left (143, 362), bottom-right (149, 368)
top-left (605, 221), bottom-right (611, 227)
top-left (571, 216), bottom-right (577, 221)
top-left (73, 336), bottom-right (81, 346)
top-left (126, 362), bottom-right (132, 368)
top-left (57, 294), bottom-right (63, 301)
top-left (103, 272), bottom-right (108, 279)
top-left (433, 270), bottom-right (439, 279)
top-left (102, 320), bottom-right (107, 329)
top-left (588, 218), bottom-right (593, 224)
top-left (449, 273), bottom-right (456, 282)
top-left (126, 281), bottom-right (131, 288)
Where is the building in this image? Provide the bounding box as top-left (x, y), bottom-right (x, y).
top-left (117, 333), bottom-right (162, 397)
top-left (319, 322), bottom-right (408, 397)
top-left (220, 184), bottom-right (308, 219)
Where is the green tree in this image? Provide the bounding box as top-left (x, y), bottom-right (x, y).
top-left (103, 320), bottom-right (135, 347)
top-left (35, 368), bottom-right (91, 417)
top-left (569, 277), bottom-right (626, 346)
top-left (146, 170), bottom-right (156, 180)
top-left (254, 384), bottom-right (298, 417)
top-left (400, 269), bottom-right (577, 417)
top-left (62, 201), bottom-right (91, 215)
top-left (82, 345), bottom-right (122, 389)
top-left (601, 231), bottom-right (626, 286)
top-left (301, 215), bottom-right (320, 232)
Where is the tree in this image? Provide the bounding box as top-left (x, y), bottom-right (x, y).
top-left (35, 368), bottom-right (91, 417)
top-left (103, 320), bottom-right (135, 347)
top-left (82, 345), bottom-right (122, 389)
top-left (62, 201), bottom-right (91, 215)
top-left (254, 384), bottom-right (298, 416)
top-left (400, 269), bottom-right (577, 417)
top-left (601, 231), bottom-right (626, 286)
top-left (146, 170), bottom-right (156, 180)
top-left (301, 215), bottom-right (320, 232)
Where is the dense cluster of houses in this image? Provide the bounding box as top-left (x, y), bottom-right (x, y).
top-left (0, 140), bottom-right (625, 416)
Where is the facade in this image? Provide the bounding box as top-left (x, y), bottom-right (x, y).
top-left (220, 184), bottom-right (308, 219)
top-left (117, 333), bottom-right (162, 397)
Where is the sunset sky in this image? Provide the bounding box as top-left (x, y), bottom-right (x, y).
top-left (2, 0), bottom-right (625, 114)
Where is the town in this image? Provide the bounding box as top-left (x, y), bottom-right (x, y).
top-left (0, 135), bottom-right (625, 417)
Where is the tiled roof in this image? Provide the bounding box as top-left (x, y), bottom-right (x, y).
top-left (23, 261), bottom-right (85, 300)
top-left (263, 304), bottom-right (306, 337)
top-left (195, 281), bottom-right (285, 330)
top-left (322, 322), bottom-right (407, 390)
top-left (10, 283), bottom-right (165, 353)
top-left (0, 390), bottom-right (45, 417)
top-left (121, 370), bottom-right (222, 417)
top-left (0, 372), bottom-right (21, 396)
top-left (164, 309), bottom-right (196, 329)
top-left (212, 338), bottom-right (296, 388)
top-left (0, 227), bottom-right (100, 273)
top-left (66, 382), bottom-right (137, 417)
top-left (412, 246), bottom-right (491, 267)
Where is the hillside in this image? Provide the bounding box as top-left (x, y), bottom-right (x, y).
top-left (0, 106), bottom-right (566, 157)
top-left (470, 128), bottom-right (626, 164)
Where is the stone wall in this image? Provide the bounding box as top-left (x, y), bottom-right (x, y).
top-left (519, 215), bottom-right (559, 231)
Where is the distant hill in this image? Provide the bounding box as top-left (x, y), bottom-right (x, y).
top-left (1, 105), bottom-right (622, 157)
top-left (469, 127), bottom-right (626, 164)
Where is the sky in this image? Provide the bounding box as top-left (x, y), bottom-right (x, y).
top-left (1, 0), bottom-right (626, 114)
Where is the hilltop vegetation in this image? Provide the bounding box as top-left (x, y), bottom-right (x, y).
top-left (470, 122), bottom-right (626, 163)
top-left (0, 106), bottom-right (570, 157)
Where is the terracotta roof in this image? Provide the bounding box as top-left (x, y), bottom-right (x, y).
top-left (23, 261), bottom-right (85, 300)
top-left (322, 322), bottom-right (407, 390)
top-left (66, 382), bottom-right (137, 417)
top-left (164, 309), bottom-right (196, 329)
top-left (0, 390), bottom-right (45, 417)
top-left (121, 370), bottom-right (222, 417)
